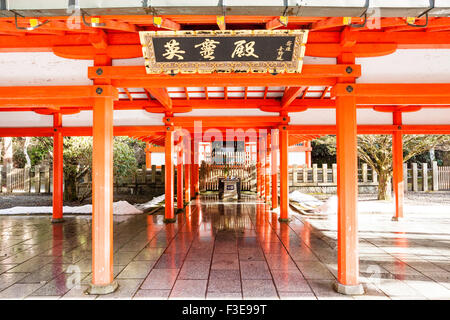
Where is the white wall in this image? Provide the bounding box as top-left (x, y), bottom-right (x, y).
top-left (0, 52), bottom-right (92, 86)
top-left (0, 111), bottom-right (52, 127)
top-left (152, 152), bottom-right (165, 166)
top-left (357, 49), bottom-right (450, 84)
top-left (289, 152), bottom-right (306, 166)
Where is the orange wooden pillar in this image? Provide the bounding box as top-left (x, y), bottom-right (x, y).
top-left (392, 112), bottom-right (404, 221)
top-left (184, 139), bottom-right (191, 204)
top-left (265, 135), bottom-right (270, 203)
top-left (165, 128), bottom-right (176, 223)
top-left (261, 136), bottom-right (266, 201)
top-left (271, 130), bottom-right (279, 209)
top-left (305, 141), bottom-right (312, 168)
top-left (87, 86), bottom-right (118, 295)
top-left (190, 140), bottom-right (197, 199)
top-left (279, 126), bottom-right (289, 222)
top-left (194, 141), bottom-right (200, 196)
top-left (145, 142), bottom-right (152, 169)
top-left (256, 138), bottom-right (261, 198)
top-left (334, 91), bottom-right (364, 295)
top-left (176, 135), bottom-right (184, 212)
top-left (52, 113), bottom-right (64, 223)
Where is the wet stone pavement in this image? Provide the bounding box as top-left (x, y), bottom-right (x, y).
top-left (0, 194), bottom-right (449, 300)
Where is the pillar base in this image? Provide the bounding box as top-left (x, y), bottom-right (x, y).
top-left (391, 216), bottom-right (404, 221)
top-left (176, 208), bottom-right (184, 214)
top-left (163, 218), bottom-right (177, 224)
top-left (85, 280), bottom-right (118, 295)
top-left (278, 218), bottom-right (290, 223)
top-left (51, 218), bottom-right (65, 224)
top-left (333, 281), bottom-right (364, 295)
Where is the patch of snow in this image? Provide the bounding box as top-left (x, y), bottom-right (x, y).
top-left (317, 195), bottom-right (338, 214)
top-left (289, 190), bottom-right (323, 207)
top-left (0, 200), bottom-right (143, 215)
top-left (135, 194), bottom-right (165, 211)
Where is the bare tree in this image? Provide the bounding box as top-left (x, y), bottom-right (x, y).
top-left (358, 134), bottom-right (449, 200)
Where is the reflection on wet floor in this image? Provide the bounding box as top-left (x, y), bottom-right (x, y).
top-left (0, 194), bottom-right (449, 299)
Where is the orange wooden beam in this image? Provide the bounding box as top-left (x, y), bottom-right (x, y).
top-left (281, 87), bottom-right (307, 109)
top-left (89, 65), bottom-right (360, 82)
top-left (153, 17), bottom-right (181, 31)
top-left (266, 16), bottom-right (288, 30)
top-left (146, 88), bottom-right (173, 112)
top-left (114, 98), bottom-right (335, 110)
top-left (311, 17), bottom-right (357, 31)
top-left (0, 85), bottom-right (117, 100)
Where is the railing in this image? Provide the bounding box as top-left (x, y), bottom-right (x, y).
top-left (0, 165), bottom-right (50, 193)
top-left (438, 166), bottom-right (450, 190)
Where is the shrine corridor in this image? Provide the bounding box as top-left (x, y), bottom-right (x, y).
top-left (0, 195), bottom-right (449, 299)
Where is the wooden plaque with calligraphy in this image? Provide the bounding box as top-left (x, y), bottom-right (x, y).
top-left (139, 30), bottom-right (308, 74)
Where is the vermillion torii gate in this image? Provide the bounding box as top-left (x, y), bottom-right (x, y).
top-left (1, 14), bottom-right (450, 295)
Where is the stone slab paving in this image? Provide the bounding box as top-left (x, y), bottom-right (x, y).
top-left (0, 194), bottom-right (449, 299)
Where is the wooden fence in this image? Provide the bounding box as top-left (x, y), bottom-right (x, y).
top-left (1, 161), bottom-right (449, 194)
top-left (200, 164), bottom-right (256, 192)
top-left (438, 166), bottom-right (450, 190)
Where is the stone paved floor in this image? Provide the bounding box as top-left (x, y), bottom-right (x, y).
top-left (0, 194), bottom-right (449, 300)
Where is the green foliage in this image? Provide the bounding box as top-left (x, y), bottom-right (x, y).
top-left (28, 137), bottom-right (53, 166)
top-left (113, 137), bottom-right (138, 177)
top-left (311, 135), bottom-right (336, 165)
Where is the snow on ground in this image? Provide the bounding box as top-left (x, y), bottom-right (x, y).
top-left (134, 194), bottom-right (165, 211)
top-left (290, 191), bottom-right (450, 216)
top-left (0, 200), bottom-right (143, 215)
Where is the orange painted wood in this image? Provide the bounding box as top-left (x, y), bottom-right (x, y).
top-left (333, 83), bottom-right (450, 98)
top-left (271, 131), bottom-right (279, 209)
top-left (194, 141), bottom-right (200, 195)
top-left (336, 95), bottom-right (359, 286)
top-left (261, 136), bottom-right (266, 200)
top-left (146, 88), bottom-right (173, 112)
top-left (165, 129), bottom-right (175, 220)
top-left (191, 140), bottom-right (196, 199)
top-left (265, 135), bottom-right (270, 203)
top-left (184, 154), bottom-right (191, 204)
top-left (145, 142), bottom-right (152, 169)
top-left (177, 136), bottom-right (184, 210)
top-left (393, 112), bottom-right (404, 220)
top-left (305, 141), bottom-right (312, 168)
top-left (256, 140), bottom-right (261, 198)
top-left (91, 96), bottom-right (114, 286)
top-left (52, 113), bottom-right (63, 221)
top-left (279, 127), bottom-right (289, 220)
top-left (281, 87), bottom-right (307, 109)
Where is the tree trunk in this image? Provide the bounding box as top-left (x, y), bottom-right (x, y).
top-left (64, 173), bottom-right (78, 201)
top-left (377, 171), bottom-right (392, 200)
top-left (23, 137), bottom-right (31, 166)
top-left (3, 137), bottom-right (13, 167)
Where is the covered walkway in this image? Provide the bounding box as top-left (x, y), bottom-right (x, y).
top-left (0, 195), bottom-right (449, 300)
